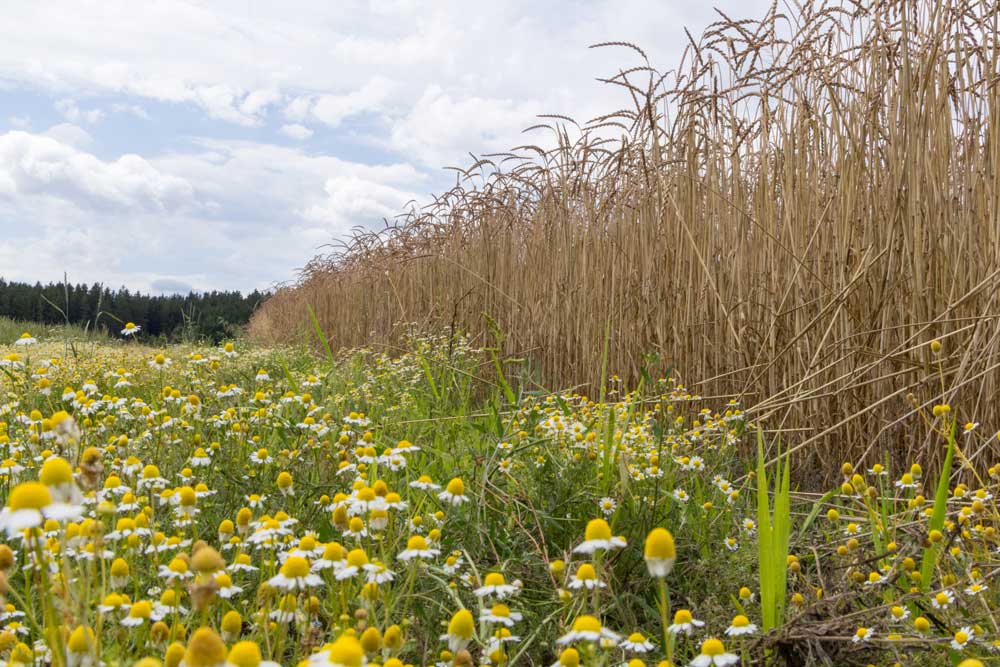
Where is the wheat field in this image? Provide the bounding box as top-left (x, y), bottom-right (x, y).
top-left (250, 0), bottom-right (1000, 480)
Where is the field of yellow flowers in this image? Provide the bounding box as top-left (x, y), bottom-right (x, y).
top-left (0, 326), bottom-right (996, 667)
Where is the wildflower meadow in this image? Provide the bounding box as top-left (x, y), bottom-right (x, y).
top-left (2, 1), bottom-right (999, 667)
top-left (0, 325), bottom-right (995, 667)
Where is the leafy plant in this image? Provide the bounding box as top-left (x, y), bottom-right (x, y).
top-left (920, 420), bottom-right (955, 591)
top-left (756, 427), bottom-right (791, 632)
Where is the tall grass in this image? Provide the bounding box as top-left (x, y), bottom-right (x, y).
top-left (251, 0), bottom-right (1000, 479)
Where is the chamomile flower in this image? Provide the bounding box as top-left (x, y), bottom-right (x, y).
top-left (0, 481), bottom-right (82, 536)
top-left (668, 609), bottom-right (705, 635)
top-left (574, 518), bottom-right (626, 554)
top-left (397, 535), bottom-right (440, 561)
top-left (966, 582), bottom-right (988, 596)
top-left (437, 478), bottom-right (469, 505)
top-left (952, 626), bottom-right (974, 650)
top-left (121, 600), bottom-right (152, 627)
top-left (13, 333), bottom-right (36, 346)
top-left (620, 632), bottom-right (654, 653)
top-left (149, 354), bottom-right (171, 370)
top-left (556, 615), bottom-right (620, 646)
top-left (441, 609), bottom-right (475, 652)
top-left (568, 563), bottom-right (605, 590)
top-left (689, 638), bottom-right (738, 667)
top-left (335, 549), bottom-right (369, 580)
top-left (215, 572), bottom-right (243, 598)
top-left (479, 603), bottom-right (522, 627)
top-left (888, 605), bottom-right (910, 622)
top-left (364, 561), bottom-right (395, 584)
top-left (249, 449), bottom-right (272, 465)
top-left (226, 641), bottom-right (281, 667)
top-left (182, 627), bottom-right (227, 667)
top-left (931, 590), bottom-right (955, 609)
top-left (852, 627), bottom-right (873, 643)
top-left (475, 572), bottom-right (519, 599)
top-left (724, 615), bottom-right (757, 636)
top-left (307, 634), bottom-right (364, 667)
top-left (312, 542), bottom-right (345, 571)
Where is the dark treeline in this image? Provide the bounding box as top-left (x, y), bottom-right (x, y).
top-left (0, 279), bottom-right (268, 342)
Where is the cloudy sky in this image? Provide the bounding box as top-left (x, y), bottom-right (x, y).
top-left (0, 0), bottom-right (768, 294)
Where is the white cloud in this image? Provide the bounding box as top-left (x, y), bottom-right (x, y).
top-left (279, 123), bottom-right (313, 140)
top-left (43, 122), bottom-right (93, 149)
top-left (110, 103), bottom-right (150, 119)
top-left (0, 131), bottom-right (194, 211)
top-left (0, 130), bottom-right (428, 291)
top-left (389, 85), bottom-right (541, 168)
top-left (55, 98), bottom-right (105, 124)
top-left (309, 77), bottom-right (393, 128)
top-left (0, 1), bottom-right (768, 136)
top-left (283, 96), bottom-right (312, 122)
top-left (239, 88), bottom-right (282, 117)
top-left (302, 175), bottom-right (419, 228)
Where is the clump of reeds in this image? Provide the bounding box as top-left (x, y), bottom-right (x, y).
top-left (250, 0), bottom-right (1000, 480)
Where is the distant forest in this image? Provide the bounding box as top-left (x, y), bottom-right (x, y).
top-left (0, 279), bottom-right (268, 342)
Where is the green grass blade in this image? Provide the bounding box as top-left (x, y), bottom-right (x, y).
top-left (306, 303), bottom-right (334, 363)
top-left (920, 422), bottom-right (955, 591)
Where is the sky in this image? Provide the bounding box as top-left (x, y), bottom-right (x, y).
top-left (0, 0), bottom-right (770, 295)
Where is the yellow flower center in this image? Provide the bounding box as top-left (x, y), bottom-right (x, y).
top-left (559, 648), bottom-right (580, 667)
top-left (110, 558), bottom-right (129, 577)
top-left (177, 487), bottom-right (197, 507)
top-left (571, 615), bottom-right (602, 633)
top-left (644, 528), bottom-right (675, 559)
top-left (701, 638), bottom-right (725, 656)
top-left (484, 572), bottom-right (506, 586)
top-left (9, 482), bottom-right (52, 511)
top-left (326, 635), bottom-right (364, 667)
top-left (227, 641), bottom-right (262, 667)
top-left (406, 535), bottom-right (429, 551)
top-left (67, 626), bottom-right (93, 653)
top-left (673, 609), bottom-right (693, 624)
top-left (448, 609), bottom-right (475, 639)
top-left (281, 556), bottom-right (310, 578)
top-left (183, 628), bottom-right (227, 667)
top-left (584, 518), bottom-right (612, 542)
top-left (191, 547), bottom-right (225, 574)
top-left (130, 601), bottom-right (152, 619)
top-left (346, 549), bottom-right (369, 568)
top-left (221, 611), bottom-right (242, 634)
top-left (40, 457), bottom-right (74, 487)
